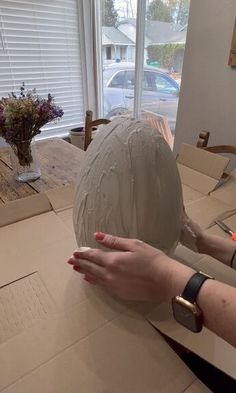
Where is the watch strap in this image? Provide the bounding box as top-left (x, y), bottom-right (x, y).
top-left (230, 249), bottom-right (236, 269)
top-left (182, 272), bottom-right (213, 303)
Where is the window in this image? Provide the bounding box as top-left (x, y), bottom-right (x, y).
top-left (106, 46), bottom-right (112, 60)
top-left (152, 74), bottom-right (179, 95)
top-left (100, 0), bottom-right (190, 139)
top-left (109, 71), bottom-right (126, 88)
top-left (126, 71), bottom-right (135, 89)
top-left (0, 0), bottom-right (84, 137)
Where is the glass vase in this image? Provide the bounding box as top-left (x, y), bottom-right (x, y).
top-left (9, 140), bottom-right (41, 182)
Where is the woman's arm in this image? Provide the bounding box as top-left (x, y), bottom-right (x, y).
top-left (67, 233), bottom-right (236, 347)
top-left (181, 210), bottom-right (236, 267)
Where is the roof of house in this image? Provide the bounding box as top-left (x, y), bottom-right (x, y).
top-left (164, 29), bottom-right (186, 44)
top-left (118, 18), bottom-right (186, 45)
top-left (102, 26), bottom-right (135, 46)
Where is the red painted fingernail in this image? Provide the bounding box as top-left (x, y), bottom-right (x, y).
top-left (95, 232), bottom-right (105, 241)
top-left (73, 266), bottom-right (80, 272)
top-left (67, 260), bottom-right (74, 265)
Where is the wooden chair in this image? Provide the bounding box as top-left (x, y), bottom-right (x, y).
top-left (197, 131), bottom-right (236, 155)
top-left (84, 110), bottom-right (110, 150)
top-left (196, 131), bottom-right (210, 148)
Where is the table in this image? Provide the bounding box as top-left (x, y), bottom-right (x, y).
top-left (0, 138), bottom-right (85, 204)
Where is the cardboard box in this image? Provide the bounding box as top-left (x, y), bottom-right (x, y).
top-left (0, 187), bottom-right (210, 393)
top-left (1, 144), bottom-right (235, 391)
top-left (177, 144), bottom-right (236, 229)
top-left (151, 145), bottom-right (236, 379)
top-left (146, 243), bottom-right (236, 380)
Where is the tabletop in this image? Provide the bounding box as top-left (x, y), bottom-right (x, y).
top-left (0, 138), bottom-right (85, 204)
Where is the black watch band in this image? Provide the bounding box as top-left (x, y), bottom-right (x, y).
top-left (182, 272), bottom-right (213, 303)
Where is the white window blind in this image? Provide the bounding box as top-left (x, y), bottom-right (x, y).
top-left (0, 0), bottom-right (84, 137)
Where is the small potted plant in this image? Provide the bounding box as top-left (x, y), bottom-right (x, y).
top-left (70, 126), bottom-right (98, 150)
top-left (0, 84), bottom-right (63, 182)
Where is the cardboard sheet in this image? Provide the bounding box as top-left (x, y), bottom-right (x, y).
top-left (0, 211), bottom-right (72, 288)
top-left (147, 244), bottom-right (236, 379)
top-left (210, 169), bottom-right (236, 207)
top-left (177, 144), bottom-right (229, 196)
top-left (185, 197), bottom-right (235, 229)
top-left (174, 244), bottom-right (236, 288)
top-left (57, 207), bottom-right (74, 234)
top-left (185, 380), bottom-right (212, 393)
top-left (0, 143), bottom-right (235, 392)
top-left (181, 184), bottom-right (205, 206)
top-left (206, 213), bottom-right (236, 238)
top-left (1, 313), bottom-right (198, 393)
top-left (147, 302), bottom-right (236, 380)
top-left (177, 143), bottom-right (230, 180)
top-left (46, 184), bottom-right (75, 212)
top-left (0, 207), bottom-right (208, 393)
top-left (0, 193), bottom-right (52, 228)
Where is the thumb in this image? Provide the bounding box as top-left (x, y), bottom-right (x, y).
top-left (94, 232), bottom-right (134, 251)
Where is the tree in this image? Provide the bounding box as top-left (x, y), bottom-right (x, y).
top-left (146, 0), bottom-right (173, 23)
top-left (175, 0), bottom-right (190, 26)
top-left (102, 0), bottom-right (118, 27)
top-left (164, 0), bottom-right (190, 26)
top-left (117, 0), bottom-right (136, 19)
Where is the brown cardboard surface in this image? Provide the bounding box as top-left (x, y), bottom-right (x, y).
top-left (0, 211), bottom-right (72, 288)
top-left (174, 245), bottom-right (205, 268)
top-left (177, 144), bottom-right (229, 197)
top-left (206, 213), bottom-right (236, 238)
top-left (185, 380), bottom-right (212, 393)
top-left (46, 184), bottom-right (75, 212)
top-left (149, 245), bottom-right (236, 379)
top-left (0, 185), bottom-right (76, 229)
top-left (0, 143), bottom-right (234, 392)
top-left (178, 164), bottom-right (220, 195)
top-left (2, 313), bottom-right (197, 393)
top-left (0, 272), bottom-right (56, 345)
top-left (147, 302), bottom-right (236, 380)
top-left (174, 244), bottom-right (236, 287)
top-left (0, 193), bottom-right (52, 228)
top-left (210, 170), bottom-right (236, 207)
top-left (0, 209), bottom-right (208, 393)
top-left (181, 184), bottom-right (205, 206)
top-left (57, 207), bottom-right (74, 234)
top-left (177, 143), bottom-right (229, 179)
top-left (185, 196), bottom-right (235, 229)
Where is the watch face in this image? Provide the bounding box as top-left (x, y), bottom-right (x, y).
top-left (172, 296), bottom-right (203, 333)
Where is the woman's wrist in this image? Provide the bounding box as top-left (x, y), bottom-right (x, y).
top-left (167, 260), bottom-right (195, 300)
top-left (152, 255), bottom-right (195, 302)
top-left (197, 232), bottom-right (236, 266)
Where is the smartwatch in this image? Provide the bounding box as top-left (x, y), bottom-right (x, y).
top-left (172, 271), bottom-right (214, 332)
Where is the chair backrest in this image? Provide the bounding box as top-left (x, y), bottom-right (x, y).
top-left (197, 131), bottom-right (236, 155)
top-left (196, 131), bottom-right (210, 148)
top-left (84, 110), bottom-right (110, 150)
top-left (140, 111), bottom-right (174, 150)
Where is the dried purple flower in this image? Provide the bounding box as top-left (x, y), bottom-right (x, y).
top-left (0, 84), bottom-right (64, 166)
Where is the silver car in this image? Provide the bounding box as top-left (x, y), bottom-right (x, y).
top-left (103, 63), bottom-right (179, 132)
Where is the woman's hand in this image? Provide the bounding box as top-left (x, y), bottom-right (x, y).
top-left (181, 208), bottom-right (236, 267)
top-left (67, 232), bottom-right (194, 302)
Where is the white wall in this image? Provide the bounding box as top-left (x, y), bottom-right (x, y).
top-left (174, 0), bottom-right (236, 166)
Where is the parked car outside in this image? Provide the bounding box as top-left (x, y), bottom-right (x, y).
top-left (103, 63), bottom-right (180, 133)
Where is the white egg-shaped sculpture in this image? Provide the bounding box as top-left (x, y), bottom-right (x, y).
top-left (73, 118), bottom-right (183, 254)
